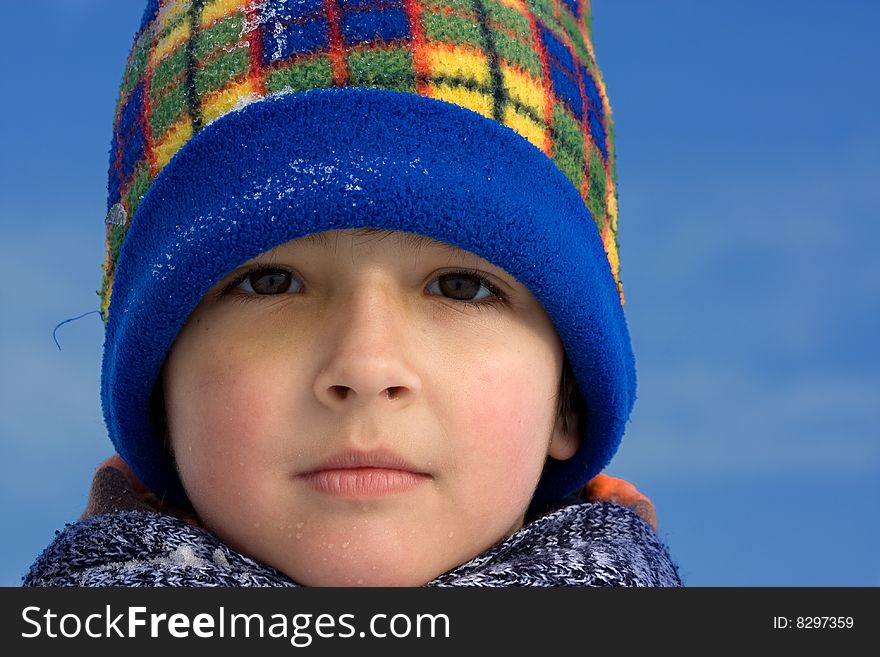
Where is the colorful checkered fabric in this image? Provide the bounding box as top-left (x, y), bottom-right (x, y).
top-left (102, 0), bottom-right (620, 318)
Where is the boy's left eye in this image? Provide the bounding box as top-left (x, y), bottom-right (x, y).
top-left (426, 272), bottom-right (496, 303)
top-left (236, 268), bottom-right (301, 295)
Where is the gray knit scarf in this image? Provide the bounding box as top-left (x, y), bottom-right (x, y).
top-left (23, 503), bottom-right (681, 587)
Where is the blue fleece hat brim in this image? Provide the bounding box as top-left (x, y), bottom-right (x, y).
top-left (101, 88), bottom-right (635, 510)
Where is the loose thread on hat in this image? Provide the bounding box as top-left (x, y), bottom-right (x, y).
top-left (53, 310), bottom-right (103, 351)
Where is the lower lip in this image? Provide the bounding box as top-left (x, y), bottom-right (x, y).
top-left (301, 468), bottom-right (429, 497)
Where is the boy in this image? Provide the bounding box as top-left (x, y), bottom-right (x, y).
top-left (25, 0), bottom-right (680, 586)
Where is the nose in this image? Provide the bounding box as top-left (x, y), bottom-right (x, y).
top-left (313, 277), bottom-right (422, 410)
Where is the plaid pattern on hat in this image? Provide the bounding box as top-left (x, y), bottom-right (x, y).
top-left (101, 0), bottom-right (620, 318)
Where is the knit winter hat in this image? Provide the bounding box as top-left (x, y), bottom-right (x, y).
top-left (101, 0), bottom-right (634, 510)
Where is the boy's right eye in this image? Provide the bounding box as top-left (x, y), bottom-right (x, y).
top-left (235, 268), bottom-right (301, 295)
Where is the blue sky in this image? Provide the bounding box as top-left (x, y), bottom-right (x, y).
top-left (1, 1), bottom-right (877, 586)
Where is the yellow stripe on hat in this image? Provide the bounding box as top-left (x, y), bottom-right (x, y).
top-left (426, 82), bottom-right (494, 122)
top-left (500, 63), bottom-right (545, 117)
top-left (153, 117), bottom-right (193, 171)
top-left (424, 43), bottom-right (491, 87)
top-left (155, 0), bottom-right (190, 33)
top-left (503, 105), bottom-right (547, 153)
top-left (498, 0), bottom-right (529, 12)
top-left (600, 196), bottom-right (623, 301)
top-left (101, 278), bottom-right (114, 320)
top-left (152, 20), bottom-right (190, 66)
top-left (201, 0), bottom-right (243, 28)
top-left (202, 78), bottom-right (261, 125)
top-left (606, 182), bottom-right (619, 232)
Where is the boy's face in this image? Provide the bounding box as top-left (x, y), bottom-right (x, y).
top-left (163, 229), bottom-right (579, 586)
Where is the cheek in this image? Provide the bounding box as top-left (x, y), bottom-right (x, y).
top-left (164, 339), bottom-right (290, 491)
top-left (467, 375), bottom-right (540, 440)
top-left (451, 359), bottom-right (556, 503)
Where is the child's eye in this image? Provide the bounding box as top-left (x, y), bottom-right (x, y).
top-left (235, 267), bottom-right (302, 295)
top-left (426, 271), bottom-right (503, 305)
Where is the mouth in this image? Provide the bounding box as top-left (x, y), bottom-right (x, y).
top-left (298, 449), bottom-right (431, 497)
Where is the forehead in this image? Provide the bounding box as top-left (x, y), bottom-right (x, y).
top-left (272, 229), bottom-right (510, 275)
top-left (299, 229), bottom-right (472, 257)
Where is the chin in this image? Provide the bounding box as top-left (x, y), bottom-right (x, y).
top-left (286, 564), bottom-right (443, 587)
top-left (304, 571), bottom-right (436, 587)
top-left (274, 546), bottom-right (457, 588)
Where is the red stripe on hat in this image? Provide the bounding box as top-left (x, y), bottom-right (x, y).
top-left (141, 24), bottom-right (162, 178)
top-left (524, 2), bottom-right (555, 159)
top-left (246, 0), bottom-right (267, 96)
top-left (324, 0), bottom-right (349, 87)
top-left (403, 0), bottom-right (430, 95)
